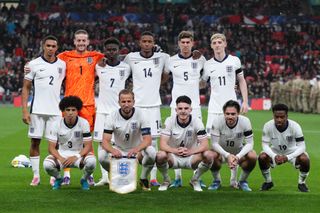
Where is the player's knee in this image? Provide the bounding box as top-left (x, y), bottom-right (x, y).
top-left (84, 155), bottom-right (96, 170)
top-left (247, 151), bottom-right (257, 162)
top-left (98, 155), bottom-right (110, 172)
top-left (258, 152), bottom-right (269, 162)
top-left (297, 153), bottom-right (310, 167)
top-left (145, 146), bottom-right (156, 161)
top-left (98, 149), bottom-right (108, 164)
top-left (142, 147), bottom-right (156, 166)
top-left (43, 158), bottom-right (56, 172)
top-left (203, 150), bottom-right (214, 164)
top-left (298, 153), bottom-right (309, 162)
top-left (156, 151), bottom-right (167, 164)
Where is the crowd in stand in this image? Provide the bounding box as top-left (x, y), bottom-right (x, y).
top-left (0, 0), bottom-right (319, 104)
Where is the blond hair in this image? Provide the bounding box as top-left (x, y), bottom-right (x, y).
top-left (210, 33), bottom-right (226, 42)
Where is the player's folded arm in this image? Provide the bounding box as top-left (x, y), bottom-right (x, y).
top-left (286, 139), bottom-right (306, 161)
top-left (236, 131), bottom-right (254, 159)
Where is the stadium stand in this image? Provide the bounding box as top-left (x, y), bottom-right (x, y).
top-left (0, 0), bottom-right (319, 104)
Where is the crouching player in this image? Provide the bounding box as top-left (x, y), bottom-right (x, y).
top-left (98, 89), bottom-right (156, 191)
top-left (43, 96), bottom-right (96, 190)
top-left (156, 96), bottom-right (213, 192)
top-left (259, 103), bottom-right (310, 192)
top-left (208, 100), bottom-right (256, 191)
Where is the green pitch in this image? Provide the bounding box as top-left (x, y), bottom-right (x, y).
top-left (0, 106), bottom-right (319, 213)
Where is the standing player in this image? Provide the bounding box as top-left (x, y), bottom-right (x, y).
top-left (21, 35), bottom-right (66, 186)
top-left (156, 96), bottom-right (212, 192)
top-left (98, 89), bottom-right (156, 191)
top-left (165, 31), bottom-right (206, 119)
top-left (43, 96), bottom-right (96, 190)
top-left (165, 31), bottom-right (206, 187)
top-left (258, 103), bottom-right (310, 192)
top-left (93, 37), bottom-right (131, 186)
top-left (202, 33), bottom-right (249, 187)
top-left (57, 29), bottom-right (104, 185)
top-left (58, 29), bottom-right (104, 132)
top-left (124, 31), bottom-right (170, 186)
top-left (208, 100), bottom-right (256, 191)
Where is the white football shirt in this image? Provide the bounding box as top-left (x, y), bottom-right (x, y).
top-left (262, 119), bottom-right (305, 155)
top-left (165, 54), bottom-right (205, 109)
top-left (25, 56), bottom-right (66, 115)
top-left (104, 108), bottom-right (151, 152)
top-left (95, 62), bottom-right (131, 114)
top-left (210, 115), bottom-right (253, 155)
top-left (161, 115), bottom-right (207, 149)
top-left (47, 116), bottom-right (92, 152)
top-left (124, 52), bottom-right (169, 107)
top-left (203, 55), bottom-right (242, 113)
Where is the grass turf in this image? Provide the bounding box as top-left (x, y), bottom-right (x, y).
top-left (0, 106), bottom-right (319, 212)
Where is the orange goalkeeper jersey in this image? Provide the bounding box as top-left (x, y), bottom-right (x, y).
top-left (58, 50), bottom-right (104, 106)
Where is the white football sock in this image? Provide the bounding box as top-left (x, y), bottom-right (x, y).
top-left (298, 171), bottom-right (309, 184)
top-left (261, 168), bottom-right (272, 183)
top-left (239, 170), bottom-right (250, 182)
top-left (174, 169), bottom-right (182, 180)
top-left (30, 156), bottom-right (40, 178)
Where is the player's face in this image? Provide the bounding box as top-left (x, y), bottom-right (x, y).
top-left (119, 94), bottom-right (135, 115)
top-left (210, 38), bottom-right (226, 54)
top-left (42, 39), bottom-right (58, 58)
top-left (176, 102), bottom-right (192, 123)
top-left (63, 107), bottom-right (78, 125)
top-left (105, 43), bottom-right (119, 60)
top-left (139, 35), bottom-right (154, 53)
top-left (224, 107), bottom-right (239, 127)
top-left (273, 110), bottom-right (288, 128)
top-left (74, 33), bottom-right (89, 53)
top-left (178, 38), bottom-right (193, 55)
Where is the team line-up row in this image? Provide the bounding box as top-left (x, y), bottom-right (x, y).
top-left (42, 93), bottom-right (309, 193)
top-left (21, 30), bottom-right (308, 192)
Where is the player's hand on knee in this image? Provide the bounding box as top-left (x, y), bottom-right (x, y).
top-left (127, 148), bottom-right (139, 158)
top-left (111, 149), bottom-right (122, 158)
top-left (63, 156), bottom-right (77, 167)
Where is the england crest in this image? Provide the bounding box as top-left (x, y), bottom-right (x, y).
top-left (191, 62), bottom-right (198, 69)
top-left (58, 67), bottom-right (63, 74)
top-left (118, 161), bottom-right (130, 177)
top-left (153, 57), bottom-right (159, 66)
top-left (119, 69), bottom-right (125, 80)
top-left (110, 157), bottom-right (138, 194)
top-left (186, 130), bottom-right (192, 137)
top-left (131, 122), bottom-right (137, 130)
top-left (226, 65), bottom-right (233, 73)
top-left (286, 136), bottom-right (293, 142)
top-left (87, 57), bottom-right (93, 64)
top-left (74, 131), bottom-right (81, 138)
top-left (237, 132), bottom-right (243, 138)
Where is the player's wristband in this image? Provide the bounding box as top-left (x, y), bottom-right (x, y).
top-left (75, 153), bottom-right (81, 159)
